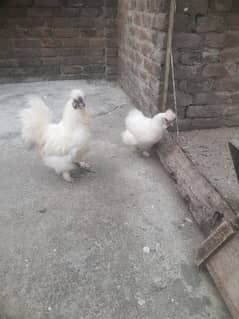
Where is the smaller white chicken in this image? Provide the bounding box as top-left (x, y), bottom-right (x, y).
top-left (122, 108), bottom-right (176, 156)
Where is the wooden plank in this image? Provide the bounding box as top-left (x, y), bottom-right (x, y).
top-left (157, 134), bottom-right (235, 236)
top-left (207, 235), bottom-right (239, 319)
top-left (156, 134), bottom-right (239, 319)
top-left (195, 221), bottom-right (235, 267)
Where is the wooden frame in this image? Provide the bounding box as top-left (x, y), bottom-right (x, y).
top-left (157, 135), bottom-right (239, 319)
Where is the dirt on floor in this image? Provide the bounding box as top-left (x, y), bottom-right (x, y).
top-left (176, 127), bottom-right (239, 212)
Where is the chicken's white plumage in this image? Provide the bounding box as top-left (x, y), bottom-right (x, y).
top-left (122, 108), bottom-right (175, 153)
top-left (19, 89), bottom-right (90, 182)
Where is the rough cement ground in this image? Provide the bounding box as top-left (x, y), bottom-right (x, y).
top-left (178, 128), bottom-right (239, 212)
top-left (0, 80), bottom-right (230, 319)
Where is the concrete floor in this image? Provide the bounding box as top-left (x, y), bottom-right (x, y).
top-left (178, 128), bottom-right (239, 212)
top-left (0, 80), bottom-right (230, 319)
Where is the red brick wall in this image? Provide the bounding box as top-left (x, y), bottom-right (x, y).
top-left (118, 0), bottom-right (239, 129)
top-left (174, 0), bottom-right (239, 129)
top-left (0, 0), bottom-right (118, 82)
top-left (118, 0), bottom-right (168, 116)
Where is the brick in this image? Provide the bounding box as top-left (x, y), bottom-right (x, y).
top-left (41, 38), bottom-right (61, 48)
top-left (194, 92), bottom-right (231, 105)
top-left (80, 28), bottom-right (98, 37)
top-left (177, 91), bottom-right (193, 106)
top-left (28, 8), bottom-right (52, 16)
top-left (144, 58), bottom-right (159, 77)
top-left (177, 0), bottom-right (208, 15)
top-left (224, 31), bottom-right (239, 48)
top-left (179, 52), bottom-right (201, 65)
top-left (84, 64), bottom-right (105, 73)
top-left (232, 1), bottom-right (239, 11)
top-left (17, 58), bottom-right (42, 66)
top-left (61, 38), bottom-right (89, 48)
top-left (152, 31), bottom-right (166, 49)
top-left (202, 64), bottom-right (228, 78)
top-left (202, 49), bottom-right (220, 63)
top-left (34, 0), bottom-right (61, 7)
top-left (56, 48), bottom-right (87, 56)
top-left (52, 7), bottom-right (80, 17)
top-left (62, 55), bottom-right (97, 65)
top-left (174, 14), bottom-right (193, 33)
top-left (224, 63), bottom-right (238, 77)
top-left (190, 118), bottom-right (224, 129)
top-left (231, 92), bottom-right (239, 103)
top-left (187, 104), bottom-right (239, 120)
top-left (205, 33), bottom-right (225, 48)
top-left (90, 38), bottom-right (105, 48)
top-left (14, 39), bottom-right (42, 48)
top-left (106, 56), bottom-right (118, 65)
top-left (0, 65), bottom-right (59, 76)
top-left (82, 8), bottom-right (102, 17)
top-left (0, 39), bottom-right (13, 49)
top-left (215, 78), bottom-right (239, 91)
top-left (27, 27), bottom-right (52, 37)
top-left (62, 65), bottom-right (84, 74)
top-left (4, 8), bottom-right (28, 17)
top-left (221, 47), bottom-right (239, 63)
top-left (105, 48), bottom-right (118, 57)
top-left (105, 28), bottom-right (117, 39)
top-left (212, 0), bottom-right (232, 11)
top-left (7, 0), bottom-right (32, 6)
top-left (41, 57), bottom-right (60, 65)
top-left (225, 115), bottom-right (239, 127)
top-left (105, 0), bottom-right (118, 7)
top-left (175, 65), bottom-right (200, 80)
top-left (187, 105), bottom-right (225, 118)
top-left (196, 16), bottom-right (225, 32)
top-left (174, 33), bottom-right (201, 49)
top-left (8, 17), bottom-right (45, 27)
top-left (0, 59), bottom-right (18, 67)
top-left (40, 48), bottom-right (57, 57)
top-left (65, 0), bottom-right (84, 7)
top-left (225, 14), bottom-right (239, 30)
top-left (52, 28), bottom-right (78, 38)
top-left (187, 79), bottom-right (215, 93)
top-left (151, 13), bottom-right (168, 31)
top-left (104, 7), bottom-right (117, 18)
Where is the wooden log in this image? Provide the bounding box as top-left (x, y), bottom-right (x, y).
top-left (157, 134), bottom-right (239, 319)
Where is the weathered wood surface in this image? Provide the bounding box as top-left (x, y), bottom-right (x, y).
top-left (157, 134), bottom-right (235, 236)
top-left (195, 221), bottom-right (235, 267)
top-left (157, 134), bottom-right (239, 319)
top-left (207, 234), bottom-right (239, 319)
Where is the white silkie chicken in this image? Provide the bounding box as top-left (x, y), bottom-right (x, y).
top-left (20, 89), bottom-right (91, 182)
top-left (122, 108), bottom-right (176, 156)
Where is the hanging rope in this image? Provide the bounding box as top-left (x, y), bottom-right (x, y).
top-left (170, 51), bottom-right (179, 139)
top-left (161, 0), bottom-right (176, 112)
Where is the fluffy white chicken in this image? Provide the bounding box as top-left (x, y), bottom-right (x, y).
top-left (20, 89), bottom-right (91, 182)
top-left (122, 108), bottom-right (176, 156)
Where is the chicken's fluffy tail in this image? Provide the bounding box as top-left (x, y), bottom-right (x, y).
top-left (19, 96), bottom-right (51, 148)
top-left (121, 130), bottom-right (137, 146)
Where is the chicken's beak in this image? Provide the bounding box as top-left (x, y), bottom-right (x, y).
top-left (73, 97), bottom-right (86, 109)
top-left (165, 118), bottom-right (176, 128)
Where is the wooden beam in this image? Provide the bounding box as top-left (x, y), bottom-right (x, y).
top-left (195, 221), bottom-right (235, 267)
top-left (157, 134), bottom-right (239, 319)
